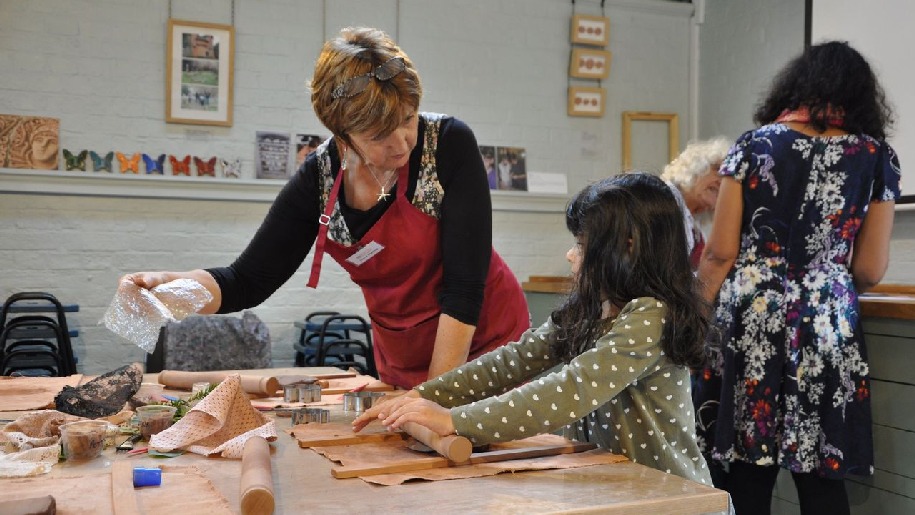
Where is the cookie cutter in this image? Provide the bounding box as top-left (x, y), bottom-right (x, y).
top-left (283, 384), bottom-right (300, 402)
top-left (291, 407), bottom-right (329, 425)
top-left (297, 383), bottom-right (322, 403)
top-left (342, 391), bottom-right (385, 413)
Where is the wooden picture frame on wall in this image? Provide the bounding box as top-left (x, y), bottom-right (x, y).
top-left (568, 87), bottom-right (606, 118)
top-left (621, 111), bottom-right (679, 170)
top-left (569, 48), bottom-right (612, 79)
top-left (166, 19), bottom-right (235, 127)
top-left (571, 14), bottom-right (610, 47)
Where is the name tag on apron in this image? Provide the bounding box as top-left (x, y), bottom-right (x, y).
top-left (346, 241), bottom-right (384, 266)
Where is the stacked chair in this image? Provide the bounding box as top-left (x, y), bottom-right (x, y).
top-left (0, 292), bottom-right (78, 377)
top-left (293, 311), bottom-right (376, 378)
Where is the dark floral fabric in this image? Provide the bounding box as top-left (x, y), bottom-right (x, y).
top-left (694, 123), bottom-right (901, 479)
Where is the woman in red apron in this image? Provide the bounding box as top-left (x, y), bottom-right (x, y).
top-left (121, 27), bottom-right (530, 389)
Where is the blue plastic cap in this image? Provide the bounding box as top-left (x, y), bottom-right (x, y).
top-left (133, 467), bottom-right (162, 487)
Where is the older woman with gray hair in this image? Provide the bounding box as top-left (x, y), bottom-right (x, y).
top-left (661, 136), bottom-right (731, 269)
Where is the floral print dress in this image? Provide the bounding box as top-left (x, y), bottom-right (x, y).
top-left (695, 123), bottom-right (900, 479)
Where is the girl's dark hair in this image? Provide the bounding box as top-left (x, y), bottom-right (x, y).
top-left (754, 40), bottom-right (893, 140)
top-left (551, 172), bottom-right (708, 369)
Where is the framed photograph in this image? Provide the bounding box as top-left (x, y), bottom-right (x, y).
top-left (571, 14), bottom-right (610, 47)
top-left (495, 146), bottom-right (527, 191)
top-left (568, 87), bottom-right (606, 118)
top-left (479, 145), bottom-right (497, 190)
top-left (255, 131), bottom-right (291, 179)
top-left (621, 111), bottom-right (680, 170)
top-left (166, 19), bottom-right (234, 127)
top-left (295, 134), bottom-right (325, 169)
top-left (569, 48), bottom-right (612, 79)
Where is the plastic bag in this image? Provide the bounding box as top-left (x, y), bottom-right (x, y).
top-left (102, 278), bottom-right (213, 353)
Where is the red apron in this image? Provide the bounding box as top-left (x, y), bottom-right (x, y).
top-left (309, 165), bottom-right (529, 388)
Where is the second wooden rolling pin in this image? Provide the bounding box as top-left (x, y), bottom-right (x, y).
top-left (401, 421), bottom-right (472, 462)
top-left (157, 370), bottom-right (280, 396)
top-left (240, 436), bottom-right (275, 515)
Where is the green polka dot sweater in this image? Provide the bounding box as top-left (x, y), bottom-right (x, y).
top-left (416, 297), bottom-right (712, 485)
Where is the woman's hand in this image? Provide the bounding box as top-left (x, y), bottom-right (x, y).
top-left (116, 270), bottom-right (222, 314)
top-left (120, 272), bottom-right (173, 290)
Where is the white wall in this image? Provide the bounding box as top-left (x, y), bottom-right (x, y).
top-left (0, 0), bottom-right (696, 373)
top-left (697, 0), bottom-right (915, 288)
top-left (697, 0), bottom-right (805, 140)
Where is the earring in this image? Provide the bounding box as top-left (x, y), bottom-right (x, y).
top-left (340, 144), bottom-right (348, 170)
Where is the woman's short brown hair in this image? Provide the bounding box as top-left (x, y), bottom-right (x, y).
top-left (310, 27), bottom-right (423, 150)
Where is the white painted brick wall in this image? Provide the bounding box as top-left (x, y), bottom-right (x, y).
top-left (0, 0), bottom-right (694, 373)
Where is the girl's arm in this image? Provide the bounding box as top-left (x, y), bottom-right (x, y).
top-left (428, 298), bottom-right (665, 446)
top-left (697, 177), bottom-right (743, 303)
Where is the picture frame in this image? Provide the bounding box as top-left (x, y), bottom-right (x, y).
top-left (569, 48), bottom-right (612, 79)
top-left (571, 14), bottom-right (610, 47)
top-left (568, 87), bottom-right (606, 118)
top-left (166, 19), bottom-right (234, 127)
top-left (621, 111), bottom-right (679, 170)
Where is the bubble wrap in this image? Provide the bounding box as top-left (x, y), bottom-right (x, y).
top-left (102, 278), bottom-right (213, 353)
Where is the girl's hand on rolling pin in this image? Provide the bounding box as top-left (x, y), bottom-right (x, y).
top-left (379, 397), bottom-right (455, 437)
top-left (352, 390), bottom-right (419, 432)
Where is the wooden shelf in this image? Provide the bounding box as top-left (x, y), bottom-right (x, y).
top-left (0, 168), bottom-right (568, 212)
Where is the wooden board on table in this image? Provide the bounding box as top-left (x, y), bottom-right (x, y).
top-left (0, 374), bottom-right (82, 411)
top-left (293, 419), bottom-right (407, 447)
top-left (331, 440), bottom-right (600, 478)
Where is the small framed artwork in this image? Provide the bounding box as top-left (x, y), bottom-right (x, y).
top-left (568, 87), bottom-right (606, 118)
top-left (569, 48), bottom-right (612, 79)
top-left (255, 131), bottom-right (291, 179)
top-left (571, 14), bottom-right (610, 47)
top-left (495, 146), bottom-right (527, 191)
top-left (0, 114), bottom-right (59, 169)
top-left (166, 19), bottom-right (234, 127)
top-left (621, 111), bottom-right (680, 170)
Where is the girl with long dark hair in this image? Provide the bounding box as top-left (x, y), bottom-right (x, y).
top-left (354, 172), bottom-right (713, 484)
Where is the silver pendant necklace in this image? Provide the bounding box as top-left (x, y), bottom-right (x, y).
top-left (367, 165), bottom-right (397, 202)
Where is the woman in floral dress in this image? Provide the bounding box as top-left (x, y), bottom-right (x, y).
top-left (696, 41), bottom-right (900, 515)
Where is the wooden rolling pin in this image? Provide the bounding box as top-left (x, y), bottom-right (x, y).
top-left (240, 436), bottom-right (275, 515)
top-left (157, 370), bottom-right (279, 396)
top-left (401, 421), bottom-right (472, 462)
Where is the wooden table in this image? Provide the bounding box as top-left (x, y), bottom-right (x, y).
top-left (0, 368), bottom-right (730, 514)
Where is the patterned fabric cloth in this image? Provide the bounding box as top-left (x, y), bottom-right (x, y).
top-left (694, 123), bottom-right (901, 478)
top-left (149, 374), bottom-right (277, 459)
top-left (417, 297), bottom-right (712, 485)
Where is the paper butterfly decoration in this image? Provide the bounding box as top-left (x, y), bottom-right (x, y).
top-left (220, 158), bottom-right (242, 179)
top-left (116, 152), bottom-right (141, 174)
top-left (142, 153), bottom-right (166, 175)
top-left (194, 156), bottom-right (217, 177)
top-left (169, 155), bottom-right (192, 176)
top-left (62, 149), bottom-right (88, 171)
top-left (90, 151), bottom-right (114, 172)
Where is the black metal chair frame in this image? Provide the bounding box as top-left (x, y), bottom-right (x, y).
top-left (294, 312), bottom-right (376, 378)
top-left (0, 292), bottom-right (77, 375)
